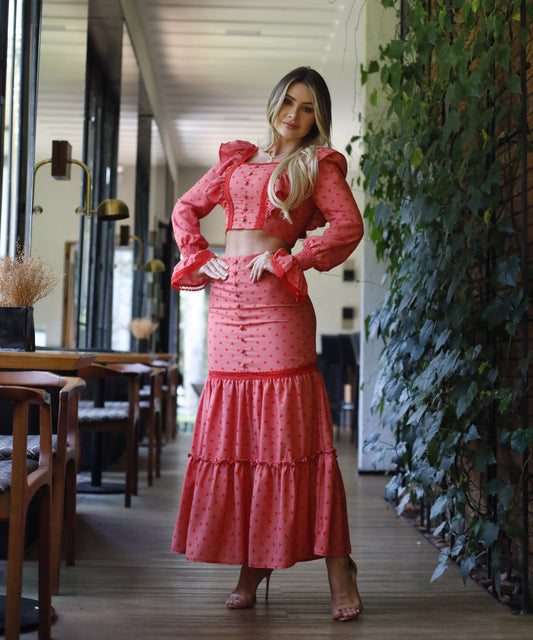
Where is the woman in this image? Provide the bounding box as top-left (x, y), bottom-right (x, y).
top-left (170, 67), bottom-right (364, 622)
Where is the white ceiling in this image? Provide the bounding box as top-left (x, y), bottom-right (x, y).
top-left (36, 0), bottom-right (365, 180)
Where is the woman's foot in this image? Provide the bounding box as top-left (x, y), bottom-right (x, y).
top-left (226, 563), bottom-right (273, 609)
top-left (326, 556), bottom-right (363, 621)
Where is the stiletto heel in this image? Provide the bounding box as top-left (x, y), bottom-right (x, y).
top-left (264, 570), bottom-right (272, 601)
top-left (226, 566), bottom-right (273, 609)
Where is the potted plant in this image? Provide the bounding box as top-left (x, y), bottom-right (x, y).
top-left (0, 245), bottom-right (60, 351)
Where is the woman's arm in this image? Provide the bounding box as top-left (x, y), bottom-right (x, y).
top-left (269, 150), bottom-right (364, 300)
top-left (170, 162), bottom-right (224, 290)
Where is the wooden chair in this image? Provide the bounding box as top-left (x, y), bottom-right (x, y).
top-left (77, 363), bottom-right (150, 507)
top-left (143, 366), bottom-right (164, 485)
top-left (108, 365), bottom-right (165, 486)
top-left (150, 360), bottom-right (180, 442)
top-left (0, 372), bottom-right (85, 595)
top-left (0, 385), bottom-right (53, 640)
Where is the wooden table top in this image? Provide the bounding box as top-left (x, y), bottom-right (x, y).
top-left (95, 352), bottom-right (153, 364)
top-left (0, 350), bottom-right (97, 371)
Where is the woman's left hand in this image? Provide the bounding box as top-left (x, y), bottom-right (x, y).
top-left (247, 251), bottom-right (275, 283)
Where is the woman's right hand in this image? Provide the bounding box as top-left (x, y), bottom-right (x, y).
top-left (195, 257), bottom-right (229, 281)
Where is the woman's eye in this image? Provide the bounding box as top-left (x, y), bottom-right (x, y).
top-left (283, 98), bottom-right (292, 105)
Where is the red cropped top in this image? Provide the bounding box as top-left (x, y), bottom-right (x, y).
top-left (171, 140), bottom-right (364, 301)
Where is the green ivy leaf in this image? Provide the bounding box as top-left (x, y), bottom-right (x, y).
top-left (476, 445), bottom-right (497, 471)
top-left (510, 428), bottom-right (533, 456)
top-left (481, 521), bottom-right (500, 548)
top-left (499, 484), bottom-right (515, 510)
top-left (374, 201), bottom-right (392, 227)
top-left (430, 494), bottom-right (449, 520)
top-left (460, 553), bottom-right (477, 584)
top-left (463, 424), bottom-right (480, 443)
top-left (485, 477), bottom-right (503, 495)
top-left (495, 254), bottom-right (521, 286)
top-left (507, 73), bottom-right (522, 94)
top-left (456, 381), bottom-right (478, 419)
top-left (431, 549), bottom-right (450, 582)
top-left (408, 147), bottom-right (423, 169)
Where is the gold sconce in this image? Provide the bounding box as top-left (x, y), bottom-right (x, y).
top-left (32, 140), bottom-right (129, 221)
top-left (144, 259), bottom-right (165, 273)
top-left (118, 225), bottom-right (165, 272)
top-left (119, 224), bottom-right (143, 270)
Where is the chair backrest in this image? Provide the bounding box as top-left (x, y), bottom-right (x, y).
top-left (77, 362), bottom-right (152, 423)
top-left (0, 372), bottom-right (85, 450)
top-left (0, 385), bottom-right (52, 505)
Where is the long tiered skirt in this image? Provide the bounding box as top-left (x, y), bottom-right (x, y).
top-left (172, 255), bottom-right (351, 569)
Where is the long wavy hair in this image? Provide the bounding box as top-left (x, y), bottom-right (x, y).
top-left (261, 67), bottom-right (332, 221)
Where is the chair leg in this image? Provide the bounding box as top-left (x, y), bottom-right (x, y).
top-left (125, 428), bottom-right (133, 508)
top-left (65, 459), bottom-right (77, 566)
top-left (38, 485), bottom-right (52, 640)
top-left (147, 411), bottom-right (154, 487)
top-left (171, 395), bottom-right (178, 440)
top-left (5, 510), bottom-right (26, 640)
top-left (164, 395), bottom-right (171, 444)
top-left (50, 461), bottom-right (66, 595)
top-left (155, 412), bottom-right (162, 479)
top-left (134, 419), bottom-right (140, 496)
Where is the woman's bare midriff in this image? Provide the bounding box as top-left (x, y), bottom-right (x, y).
top-left (225, 229), bottom-right (290, 257)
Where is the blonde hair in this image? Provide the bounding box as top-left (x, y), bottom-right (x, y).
top-left (262, 67), bottom-right (332, 221)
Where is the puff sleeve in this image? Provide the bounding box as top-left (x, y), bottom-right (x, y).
top-left (171, 140), bottom-right (255, 290)
top-left (270, 149), bottom-right (364, 301)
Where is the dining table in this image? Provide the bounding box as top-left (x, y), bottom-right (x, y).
top-left (95, 351), bottom-right (153, 364)
top-left (0, 349), bottom-right (97, 372)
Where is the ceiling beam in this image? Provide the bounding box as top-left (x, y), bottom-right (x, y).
top-left (119, 0), bottom-right (178, 183)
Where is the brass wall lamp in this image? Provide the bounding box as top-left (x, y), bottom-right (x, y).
top-left (118, 224), bottom-right (144, 270)
top-left (118, 225), bottom-right (166, 272)
top-left (32, 140), bottom-right (129, 221)
top-left (144, 259), bottom-right (165, 273)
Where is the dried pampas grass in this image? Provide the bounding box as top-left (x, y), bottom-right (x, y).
top-left (0, 245), bottom-right (61, 307)
top-left (129, 317), bottom-right (159, 339)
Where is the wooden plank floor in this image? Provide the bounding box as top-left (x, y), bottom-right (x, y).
top-left (18, 430), bottom-right (532, 640)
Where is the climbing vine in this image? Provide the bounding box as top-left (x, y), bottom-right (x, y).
top-left (350, 0), bottom-right (533, 597)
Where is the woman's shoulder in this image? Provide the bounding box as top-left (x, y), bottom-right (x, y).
top-left (219, 140), bottom-right (257, 162)
top-left (316, 147), bottom-right (348, 175)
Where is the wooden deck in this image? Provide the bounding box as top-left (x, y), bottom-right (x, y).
top-left (20, 431), bottom-right (531, 639)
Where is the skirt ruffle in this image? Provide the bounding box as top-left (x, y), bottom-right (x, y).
top-left (171, 369), bottom-right (351, 568)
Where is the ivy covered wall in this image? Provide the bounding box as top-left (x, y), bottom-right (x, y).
top-left (352, 0), bottom-right (532, 611)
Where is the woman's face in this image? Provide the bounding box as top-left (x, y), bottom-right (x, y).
top-left (274, 82), bottom-right (316, 144)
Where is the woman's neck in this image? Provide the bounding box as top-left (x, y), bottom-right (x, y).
top-left (267, 142), bottom-right (298, 161)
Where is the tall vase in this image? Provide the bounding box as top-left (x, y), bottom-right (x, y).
top-left (0, 306), bottom-right (36, 351)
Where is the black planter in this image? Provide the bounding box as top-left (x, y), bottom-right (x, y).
top-left (0, 306), bottom-right (35, 351)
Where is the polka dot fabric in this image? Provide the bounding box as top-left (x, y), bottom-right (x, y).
top-left (207, 255), bottom-right (316, 373)
top-left (170, 141), bottom-right (364, 295)
top-left (171, 256), bottom-right (351, 568)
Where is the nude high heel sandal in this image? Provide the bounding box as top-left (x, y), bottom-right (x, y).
top-left (226, 567), bottom-right (273, 609)
top-left (331, 557), bottom-right (363, 622)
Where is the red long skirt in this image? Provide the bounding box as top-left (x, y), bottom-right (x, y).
top-left (171, 255), bottom-right (351, 568)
